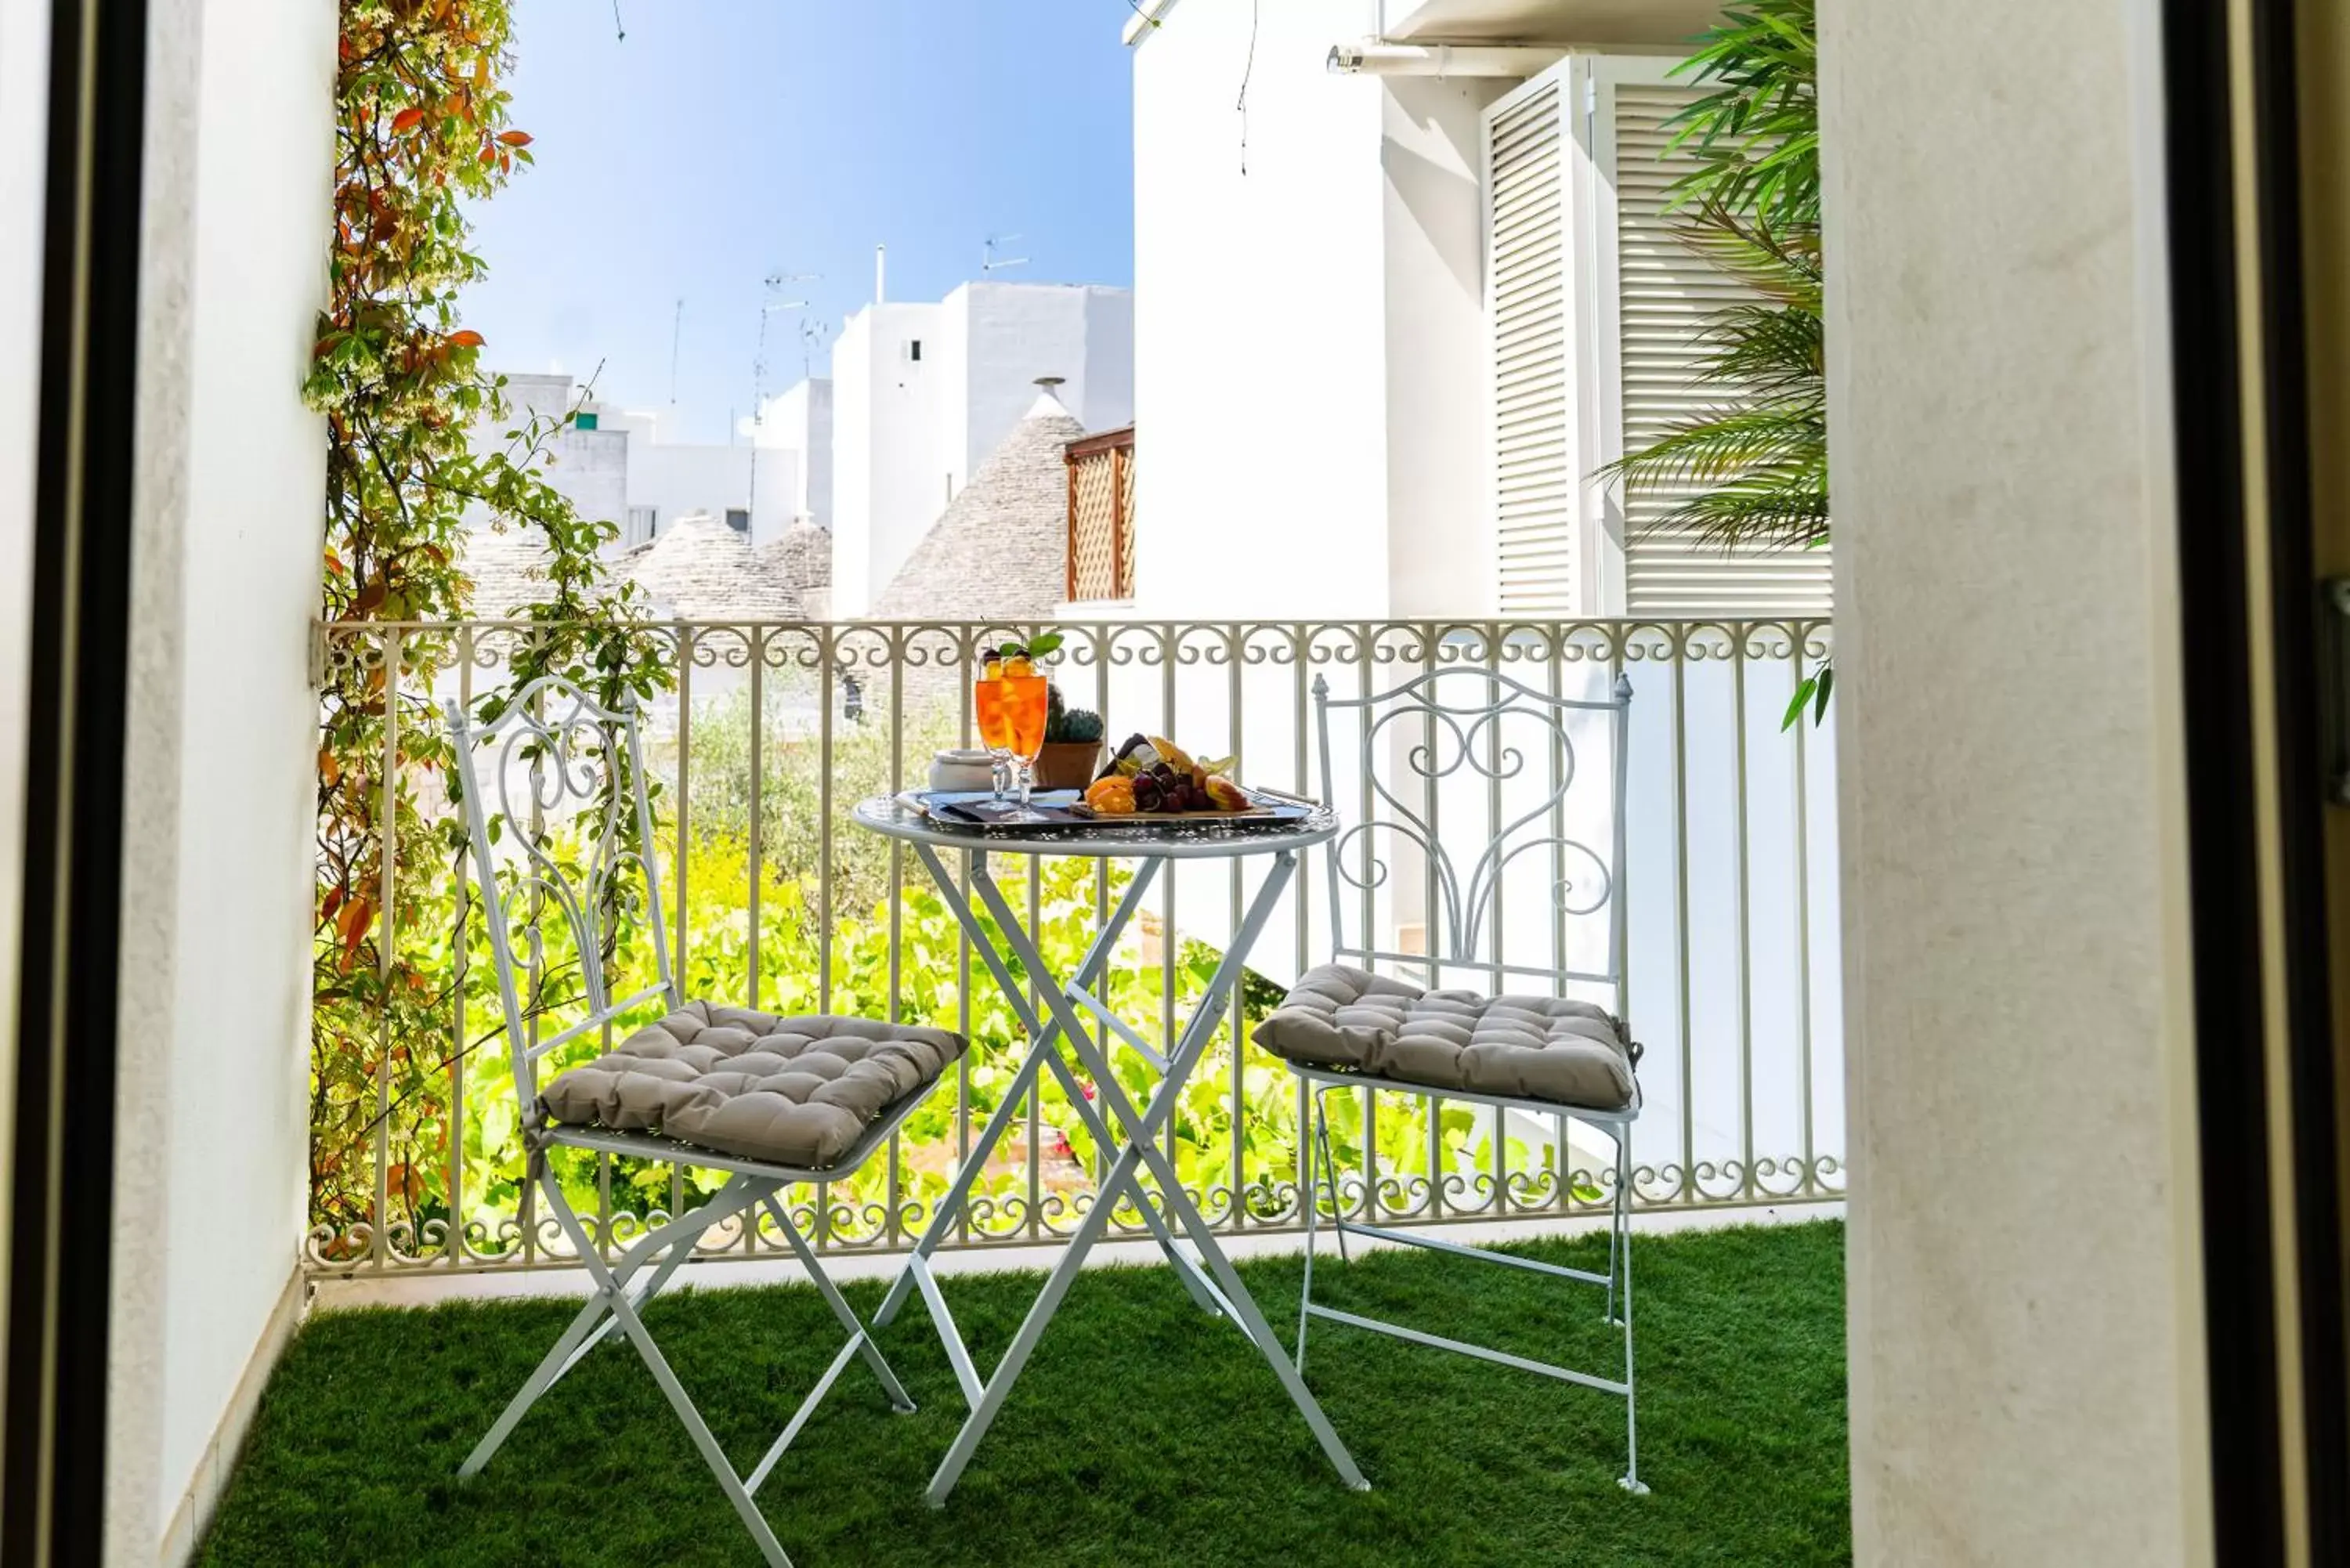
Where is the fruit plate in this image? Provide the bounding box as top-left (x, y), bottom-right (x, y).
top-left (899, 788), bottom-right (1317, 830)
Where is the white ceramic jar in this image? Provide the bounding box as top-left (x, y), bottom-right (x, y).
top-left (928, 748), bottom-right (998, 793)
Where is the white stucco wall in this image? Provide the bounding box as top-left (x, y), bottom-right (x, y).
top-left (768, 377), bottom-right (833, 529)
top-left (622, 437), bottom-right (794, 540)
top-left (544, 426), bottom-right (630, 531)
top-left (1822, 0), bottom-right (2213, 1561)
top-left (830, 302), bottom-right (945, 616)
top-left (1131, 0), bottom-right (1392, 620)
top-left (940, 282), bottom-right (1136, 493)
top-left (472, 374), bottom-right (814, 544)
top-left (830, 284), bottom-right (1133, 617)
top-left (114, 0), bottom-right (335, 1555)
top-left (1380, 75), bottom-right (1509, 618)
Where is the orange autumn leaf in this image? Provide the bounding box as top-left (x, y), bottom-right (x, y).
top-left (447, 329), bottom-right (484, 348)
top-left (337, 897), bottom-right (372, 956)
top-left (392, 106), bottom-right (426, 135)
top-left (496, 130), bottom-right (532, 146)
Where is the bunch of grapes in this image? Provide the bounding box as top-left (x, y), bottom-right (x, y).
top-left (1130, 761), bottom-right (1206, 813)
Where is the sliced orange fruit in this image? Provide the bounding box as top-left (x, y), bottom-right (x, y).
top-left (1085, 777), bottom-right (1137, 815)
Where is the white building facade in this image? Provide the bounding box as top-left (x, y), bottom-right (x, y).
top-left (486, 372), bottom-right (808, 549)
top-left (827, 280), bottom-right (1134, 619)
top-left (1125, 0), bottom-right (1821, 621)
top-left (763, 376), bottom-right (833, 533)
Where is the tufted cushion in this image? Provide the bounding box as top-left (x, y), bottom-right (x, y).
top-left (540, 1002), bottom-right (966, 1170)
top-left (1253, 965), bottom-right (1636, 1111)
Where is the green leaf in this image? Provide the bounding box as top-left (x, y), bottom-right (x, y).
top-left (1780, 661), bottom-right (1835, 730)
top-left (1780, 675), bottom-right (1816, 732)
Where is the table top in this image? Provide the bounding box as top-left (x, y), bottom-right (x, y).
top-left (851, 793), bottom-right (1340, 861)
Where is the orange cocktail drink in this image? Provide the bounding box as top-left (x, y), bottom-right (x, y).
top-left (1002, 675), bottom-right (1048, 756)
top-left (974, 656), bottom-right (1018, 798)
top-left (1001, 674), bottom-right (1049, 804)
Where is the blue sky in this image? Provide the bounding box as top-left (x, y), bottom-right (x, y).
top-left (463, 1), bottom-right (1137, 445)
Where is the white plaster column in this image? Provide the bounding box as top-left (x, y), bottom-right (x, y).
top-left (110, 0), bottom-right (337, 1559)
top-left (1820, 0), bottom-right (2214, 1562)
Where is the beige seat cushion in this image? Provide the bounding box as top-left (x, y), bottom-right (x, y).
top-left (540, 1002), bottom-right (966, 1170)
top-left (1253, 965), bottom-right (1636, 1111)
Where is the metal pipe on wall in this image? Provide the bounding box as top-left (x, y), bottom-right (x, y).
top-left (1325, 41), bottom-right (1564, 78)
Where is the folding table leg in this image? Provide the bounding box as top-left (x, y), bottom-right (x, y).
top-left (962, 861), bottom-right (1235, 1303)
top-left (920, 1133), bottom-right (1145, 1506)
top-left (1036, 1047), bottom-right (1231, 1320)
top-left (875, 848), bottom-right (1164, 1334)
top-left (926, 849), bottom-right (1368, 1503)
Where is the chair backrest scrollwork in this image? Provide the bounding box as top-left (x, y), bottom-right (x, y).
top-left (1313, 665), bottom-right (1632, 1015)
top-left (443, 677), bottom-right (678, 1117)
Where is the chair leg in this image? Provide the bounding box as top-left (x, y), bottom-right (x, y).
top-left (1313, 1086), bottom-right (1350, 1266)
top-left (1296, 1089), bottom-right (1321, 1375)
top-left (541, 1175), bottom-right (798, 1566)
top-left (1605, 1129), bottom-right (1627, 1328)
top-left (459, 1169), bottom-right (768, 1480)
top-left (1615, 1131), bottom-right (1647, 1498)
top-left (762, 1194), bottom-right (915, 1414)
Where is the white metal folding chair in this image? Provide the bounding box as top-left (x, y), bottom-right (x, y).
top-left (1257, 666), bottom-right (1649, 1495)
top-left (445, 677), bottom-right (963, 1568)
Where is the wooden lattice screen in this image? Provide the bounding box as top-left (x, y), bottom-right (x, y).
top-left (1065, 425), bottom-right (1135, 602)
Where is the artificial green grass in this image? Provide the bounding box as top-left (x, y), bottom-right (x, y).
top-left (200, 1220), bottom-right (1849, 1566)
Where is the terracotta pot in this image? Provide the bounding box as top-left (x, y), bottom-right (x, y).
top-left (1033, 740), bottom-right (1104, 792)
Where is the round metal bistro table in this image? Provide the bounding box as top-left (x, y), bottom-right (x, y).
top-left (850, 794), bottom-right (1367, 1506)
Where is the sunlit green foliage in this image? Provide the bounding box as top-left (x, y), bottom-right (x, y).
top-left (310, 0), bottom-right (666, 1249)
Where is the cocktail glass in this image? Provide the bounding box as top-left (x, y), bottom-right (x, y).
top-left (1002, 673), bottom-right (1050, 810)
top-left (974, 661), bottom-right (1014, 798)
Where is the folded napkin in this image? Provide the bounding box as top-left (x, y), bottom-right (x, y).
top-left (933, 793), bottom-right (1090, 826)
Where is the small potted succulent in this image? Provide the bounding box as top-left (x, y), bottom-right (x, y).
top-left (1034, 684), bottom-right (1106, 791)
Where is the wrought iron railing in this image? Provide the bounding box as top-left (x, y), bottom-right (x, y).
top-left (309, 617), bottom-right (1839, 1274)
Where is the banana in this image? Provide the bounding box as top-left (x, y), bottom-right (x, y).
top-left (1148, 735), bottom-right (1196, 775)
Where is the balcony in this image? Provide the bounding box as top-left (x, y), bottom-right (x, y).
top-left (197, 611), bottom-right (1848, 1557)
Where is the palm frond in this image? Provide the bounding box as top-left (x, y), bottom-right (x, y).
top-left (1661, 0), bottom-right (1819, 229)
top-left (1599, 1), bottom-right (1827, 561)
top-left (1700, 304), bottom-right (1822, 387)
top-left (1609, 402), bottom-right (1823, 487)
top-left (1654, 482), bottom-right (1830, 553)
top-left (1671, 202), bottom-right (1820, 301)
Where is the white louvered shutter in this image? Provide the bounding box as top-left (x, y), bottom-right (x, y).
top-left (1608, 82), bottom-right (1831, 616)
top-left (1487, 75), bottom-right (1574, 614)
top-left (1484, 61), bottom-right (1831, 618)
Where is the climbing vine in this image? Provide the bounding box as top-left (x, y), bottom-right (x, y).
top-left (307, 0), bottom-right (666, 1247)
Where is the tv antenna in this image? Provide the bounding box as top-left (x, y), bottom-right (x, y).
top-left (982, 233), bottom-right (1030, 273)
top-left (799, 316), bottom-right (833, 378)
top-left (751, 271), bottom-right (819, 422)
top-left (667, 297), bottom-right (683, 405)
top-left (748, 271), bottom-right (819, 525)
